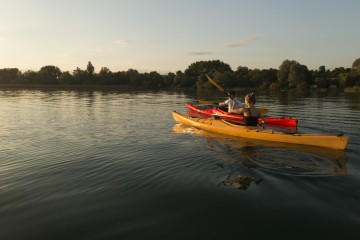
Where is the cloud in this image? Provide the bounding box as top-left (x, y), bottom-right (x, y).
top-left (187, 51), bottom-right (213, 56)
top-left (225, 36), bottom-right (258, 48)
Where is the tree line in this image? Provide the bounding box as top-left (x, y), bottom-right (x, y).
top-left (0, 58), bottom-right (359, 91)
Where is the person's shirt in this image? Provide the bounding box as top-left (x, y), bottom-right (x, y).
top-left (224, 98), bottom-right (243, 112)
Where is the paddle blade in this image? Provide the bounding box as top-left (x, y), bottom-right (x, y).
top-left (205, 74), bottom-right (225, 93)
top-left (198, 100), bottom-right (215, 104)
top-left (258, 108), bottom-right (268, 115)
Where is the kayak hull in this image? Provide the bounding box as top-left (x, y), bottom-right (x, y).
top-left (186, 102), bottom-right (298, 127)
top-left (185, 103), bottom-right (298, 127)
top-left (172, 111), bottom-right (348, 150)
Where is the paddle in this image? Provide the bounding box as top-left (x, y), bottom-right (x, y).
top-left (197, 99), bottom-right (216, 104)
top-left (204, 74), bottom-right (269, 115)
top-left (205, 74), bottom-right (226, 93)
top-left (197, 99), bottom-right (269, 114)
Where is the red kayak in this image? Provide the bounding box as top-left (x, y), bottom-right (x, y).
top-left (185, 102), bottom-right (298, 127)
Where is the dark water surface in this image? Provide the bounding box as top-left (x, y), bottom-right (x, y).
top-left (1, 89), bottom-right (359, 240)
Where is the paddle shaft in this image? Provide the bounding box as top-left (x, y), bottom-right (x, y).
top-left (206, 74), bottom-right (225, 93)
top-left (204, 74), bottom-right (268, 114)
top-left (198, 100), bottom-right (268, 115)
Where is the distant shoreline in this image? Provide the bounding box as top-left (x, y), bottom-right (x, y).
top-left (0, 84), bottom-right (147, 91)
top-left (1, 83), bottom-right (359, 93)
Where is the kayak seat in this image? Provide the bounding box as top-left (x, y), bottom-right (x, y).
top-left (219, 106), bottom-right (228, 111)
top-left (210, 115), bottom-right (221, 120)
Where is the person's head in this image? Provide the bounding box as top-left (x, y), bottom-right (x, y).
top-left (245, 92), bottom-right (256, 105)
top-left (227, 91), bottom-right (236, 99)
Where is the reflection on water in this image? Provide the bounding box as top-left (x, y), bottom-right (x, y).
top-left (173, 124), bottom-right (347, 178)
top-left (218, 174), bottom-right (262, 190)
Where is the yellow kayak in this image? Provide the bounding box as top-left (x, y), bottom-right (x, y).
top-left (172, 111), bottom-right (349, 150)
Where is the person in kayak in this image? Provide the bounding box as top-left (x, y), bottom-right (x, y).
top-left (218, 91), bottom-right (243, 113)
top-left (231, 92), bottom-right (266, 126)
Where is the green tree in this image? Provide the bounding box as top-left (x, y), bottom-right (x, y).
top-left (331, 67), bottom-right (346, 78)
top-left (288, 64), bottom-right (310, 88)
top-left (98, 67), bottom-right (113, 84)
top-left (172, 71), bottom-right (188, 88)
top-left (113, 71), bottom-right (128, 85)
top-left (126, 69), bottom-right (141, 86)
top-left (142, 71), bottom-right (163, 89)
top-left (312, 65), bottom-right (327, 80)
top-left (234, 66), bottom-right (250, 88)
top-left (185, 60), bottom-right (232, 78)
top-left (277, 60), bottom-right (294, 88)
top-left (351, 58), bottom-right (360, 77)
top-left (260, 68), bottom-right (278, 89)
top-left (72, 67), bottom-right (88, 84)
top-left (277, 60), bottom-right (311, 89)
top-left (338, 73), bottom-right (351, 88)
top-left (0, 68), bottom-right (21, 83)
top-left (59, 71), bottom-right (73, 84)
top-left (99, 67), bottom-right (111, 76)
top-left (38, 65), bottom-right (62, 84)
top-left (184, 60), bottom-right (233, 89)
top-left (163, 72), bottom-right (175, 88)
top-left (19, 70), bottom-right (38, 84)
top-left (87, 61), bottom-right (95, 77)
top-left (247, 69), bottom-right (262, 88)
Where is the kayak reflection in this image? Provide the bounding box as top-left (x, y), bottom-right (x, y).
top-left (172, 124), bottom-right (347, 180)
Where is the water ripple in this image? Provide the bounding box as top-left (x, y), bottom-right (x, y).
top-left (1, 89), bottom-right (359, 240)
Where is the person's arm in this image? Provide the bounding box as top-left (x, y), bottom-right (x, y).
top-left (258, 111), bottom-right (266, 123)
top-left (219, 101), bottom-right (227, 106)
top-left (219, 99), bottom-right (229, 107)
top-left (231, 107), bottom-right (245, 114)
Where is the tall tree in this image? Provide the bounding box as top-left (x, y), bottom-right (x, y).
top-left (277, 60), bottom-right (311, 89)
top-left (0, 68), bottom-right (21, 83)
top-left (38, 65), bottom-right (62, 84)
top-left (20, 70), bottom-right (38, 84)
top-left (87, 61), bottom-right (95, 77)
top-left (73, 67), bottom-right (87, 84)
top-left (59, 71), bottom-right (73, 84)
top-left (234, 66), bottom-right (250, 88)
top-left (185, 60), bottom-right (233, 89)
top-left (351, 58), bottom-right (360, 77)
top-left (318, 65), bottom-right (326, 73)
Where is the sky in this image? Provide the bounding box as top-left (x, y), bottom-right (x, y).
top-left (0, 0), bottom-right (359, 74)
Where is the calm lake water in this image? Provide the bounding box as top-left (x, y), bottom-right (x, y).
top-left (1, 88), bottom-right (360, 240)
